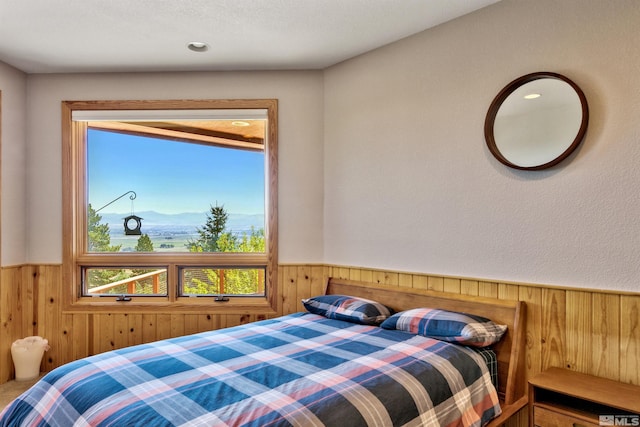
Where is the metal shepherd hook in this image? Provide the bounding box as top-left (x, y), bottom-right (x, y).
top-left (94, 191), bottom-right (137, 213)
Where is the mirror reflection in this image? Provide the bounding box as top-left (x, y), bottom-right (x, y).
top-left (485, 72), bottom-right (588, 170)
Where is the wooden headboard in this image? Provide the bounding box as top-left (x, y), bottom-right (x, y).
top-left (325, 277), bottom-right (528, 425)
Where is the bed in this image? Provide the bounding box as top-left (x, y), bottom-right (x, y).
top-left (0, 278), bottom-right (527, 426)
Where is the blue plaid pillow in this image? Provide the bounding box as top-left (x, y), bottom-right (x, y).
top-left (380, 307), bottom-right (507, 347)
top-left (302, 295), bottom-right (393, 325)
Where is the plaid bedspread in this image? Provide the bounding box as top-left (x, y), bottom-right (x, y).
top-left (0, 313), bottom-right (501, 427)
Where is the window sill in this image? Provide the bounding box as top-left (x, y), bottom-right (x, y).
top-left (63, 296), bottom-right (278, 315)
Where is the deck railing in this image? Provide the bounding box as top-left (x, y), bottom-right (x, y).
top-left (87, 269), bottom-right (166, 294)
top-left (87, 268), bottom-right (265, 295)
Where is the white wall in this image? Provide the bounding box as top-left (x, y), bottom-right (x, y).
top-left (9, 0), bottom-right (640, 293)
top-left (0, 62), bottom-right (27, 266)
top-left (323, 0), bottom-right (640, 292)
top-left (25, 71), bottom-right (325, 264)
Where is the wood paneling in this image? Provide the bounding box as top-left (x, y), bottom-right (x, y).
top-left (326, 266), bottom-right (640, 384)
top-left (0, 269), bottom-right (19, 383)
top-left (591, 293), bottom-right (620, 380)
top-left (621, 294), bottom-right (640, 384)
top-left (0, 263), bottom-right (638, 427)
top-left (541, 288), bottom-right (566, 373)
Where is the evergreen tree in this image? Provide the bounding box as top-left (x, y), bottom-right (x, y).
top-left (135, 234), bottom-right (154, 252)
top-left (187, 203), bottom-right (231, 252)
top-left (87, 204), bottom-right (121, 252)
top-left (86, 204), bottom-right (124, 291)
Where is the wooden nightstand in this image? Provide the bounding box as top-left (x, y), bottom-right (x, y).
top-left (529, 368), bottom-right (640, 427)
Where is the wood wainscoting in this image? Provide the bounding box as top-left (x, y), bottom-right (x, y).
top-left (1, 263), bottom-right (639, 427)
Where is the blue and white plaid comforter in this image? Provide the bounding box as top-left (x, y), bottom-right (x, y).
top-left (0, 313), bottom-right (501, 426)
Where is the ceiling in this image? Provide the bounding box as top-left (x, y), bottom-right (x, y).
top-left (0, 0), bottom-right (499, 74)
top-left (93, 119), bottom-right (266, 148)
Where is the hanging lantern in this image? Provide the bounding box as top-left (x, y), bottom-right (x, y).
top-left (123, 215), bottom-right (143, 235)
top-left (94, 190), bottom-right (142, 235)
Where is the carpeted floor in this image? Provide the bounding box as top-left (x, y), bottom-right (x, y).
top-left (0, 377), bottom-right (40, 411)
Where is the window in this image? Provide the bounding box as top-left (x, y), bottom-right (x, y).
top-left (62, 100), bottom-right (278, 313)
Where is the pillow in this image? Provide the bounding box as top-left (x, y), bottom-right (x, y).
top-left (302, 295), bottom-right (393, 325)
top-left (380, 307), bottom-right (507, 347)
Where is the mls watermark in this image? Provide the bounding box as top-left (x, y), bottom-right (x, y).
top-left (599, 415), bottom-right (640, 426)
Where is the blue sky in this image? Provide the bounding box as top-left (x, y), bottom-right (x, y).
top-left (87, 129), bottom-right (265, 215)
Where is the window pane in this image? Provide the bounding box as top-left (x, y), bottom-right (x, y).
top-left (86, 127), bottom-right (265, 254)
top-left (83, 267), bottom-right (167, 296)
top-left (180, 267), bottom-right (265, 296)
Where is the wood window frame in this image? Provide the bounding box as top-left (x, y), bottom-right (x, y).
top-left (61, 99), bottom-right (278, 314)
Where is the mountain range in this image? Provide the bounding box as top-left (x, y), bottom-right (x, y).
top-left (99, 211), bottom-right (264, 231)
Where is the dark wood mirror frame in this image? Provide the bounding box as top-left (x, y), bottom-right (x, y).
top-left (484, 72), bottom-right (589, 171)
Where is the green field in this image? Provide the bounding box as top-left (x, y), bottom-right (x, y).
top-left (109, 233), bottom-right (198, 252)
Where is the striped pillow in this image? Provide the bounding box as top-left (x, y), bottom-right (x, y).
top-left (380, 307), bottom-right (507, 347)
top-left (302, 295), bottom-right (393, 325)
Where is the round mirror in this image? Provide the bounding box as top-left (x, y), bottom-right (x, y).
top-left (484, 72), bottom-right (588, 170)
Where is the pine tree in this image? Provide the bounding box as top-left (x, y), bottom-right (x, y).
top-left (187, 203), bottom-right (231, 252)
top-left (87, 204), bottom-right (121, 252)
top-left (86, 204), bottom-right (124, 290)
top-left (135, 234), bottom-right (154, 252)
